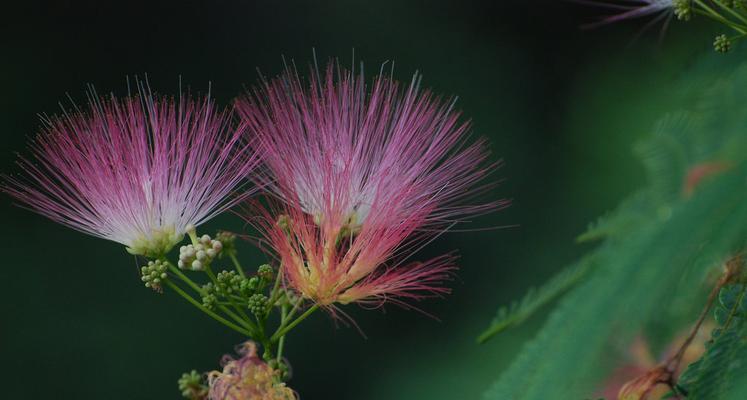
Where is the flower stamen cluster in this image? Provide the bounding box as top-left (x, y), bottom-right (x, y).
top-left (1, 86), bottom-right (258, 258)
top-left (237, 62), bottom-right (500, 308)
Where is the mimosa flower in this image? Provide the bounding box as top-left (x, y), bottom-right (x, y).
top-left (237, 62), bottom-right (504, 307)
top-left (207, 341), bottom-right (296, 400)
top-left (580, 0), bottom-right (683, 29)
top-left (2, 85), bottom-right (258, 257)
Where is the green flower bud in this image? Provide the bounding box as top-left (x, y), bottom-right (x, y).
top-left (257, 264), bottom-right (274, 281)
top-left (240, 277), bottom-right (260, 295)
top-left (202, 293), bottom-right (217, 309)
top-left (201, 283), bottom-right (217, 309)
top-left (177, 369), bottom-right (208, 399)
top-left (714, 34), bottom-right (731, 53)
top-left (216, 270), bottom-right (244, 296)
top-left (673, 0), bottom-right (692, 21)
top-left (215, 231), bottom-right (236, 257)
top-left (248, 293), bottom-right (269, 317)
top-left (140, 260), bottom-right (168, 292)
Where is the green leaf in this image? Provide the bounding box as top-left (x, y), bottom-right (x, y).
top-left (485, 172), bottom-right (747, 399)
top-left (576, 192), bottom-right (652, 244)
top-left (483, 58), bottom-right (747, 400)
top-left (477, 257), bottom-right (594, 343)
top-left (677, 284), bottom-right (747, 399)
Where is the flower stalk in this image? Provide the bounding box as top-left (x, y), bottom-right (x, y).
top-left (152, 226), bottom-right (316, 369)
top-left (270, 305), bottom-right (319, 343)
top-left (164, 280), bottom-right (253, 337)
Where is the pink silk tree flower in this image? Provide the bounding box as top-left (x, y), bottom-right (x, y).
top-left (2, 85), bottom-right (259, 258)
top-left (579, 0), bottom-right (681, 30)
top-left (236, 63), bottom-right (505, 307)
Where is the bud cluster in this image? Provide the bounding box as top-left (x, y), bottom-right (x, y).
top-left (248, 293), bottom-right (270, 317)
top-left (216, 270), bottom-right (244, 295)
top-left (583, 0), bottom-right (747, 54)
top-left (714, 34), bottom-right (732, 53)
top-left (178, 370), bottom-right (208, 400)
top-left (257, 264), bottom-right (274, 281)
top-left (178, 234), bottom-right (223, 271)
top-left (241, 276), bottom-right (261, 294)
top-left (673, 0), bottom-right (692, 21)
top-left (199, 264), bottom-right (277, 316)
top-left (201, 270), bottom-right (247, 309)
top-left (215, 231), bottom-right (237, 257)
top-left (201, 283), bottom-right (218, 309)
top-left (141, 260), bottom-right (168, 291)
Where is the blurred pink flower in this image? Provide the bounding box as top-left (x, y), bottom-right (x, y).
top-left (207, 341), bottom-right (296, 400)
top-left (3, 85), bottom-right (259, 257)
top-left (580, 0), bottom-right (674, 29)
top-left (237, 62), bottom-right (505, 307)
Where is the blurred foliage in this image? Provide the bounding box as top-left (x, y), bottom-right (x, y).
top-left (484, 52), bottom-right (747, 399)
top-left (678, 283), bottom-right (747, 399)
top-left (477, 256), bottom-right (593, 343)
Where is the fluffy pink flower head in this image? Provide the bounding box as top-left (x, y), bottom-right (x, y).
top-left (237, 62), bottom-right (504, 307)
top-left (2, 84), bottom-right (259, 257)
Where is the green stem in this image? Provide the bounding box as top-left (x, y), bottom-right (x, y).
top-left (284, 296), bottom-right (304, 322)
top-left (252, 316), bottom-right (274, 361)
top-left (187, 226), bottom-right (199, 245)
top-left (205, 266), bottom-right (219, 285)
top-left (227, 294), bottom-right (248, 304)
top-left (166, 262), bottom-right (202, 293)
top-left (221, 286), bottom-right (254, 330)
top-left (268, 266), bottom-right (284, 307)
top-left (695, 1), bottom-right (747, 33)
top-left (229, 253), bottom-right (245, 277)
top-left (219, 304), bottom-right (254, 332)
top-left (695, 9), bottom-right (745, 33)
top-left (277, 303), bottom-right (289, 363)
top-left (168, 262), bottom-right (257, 333)
top-left (276, 335), bottom-right (286, 362)
top-left (712, 0), bottom-right (747, 27)
top-left (165, 280), bottom-right (252, 336)
top-left (271, 304), bottom-right (319, 342)
top-left (208, 266), bottom-right (257, 334)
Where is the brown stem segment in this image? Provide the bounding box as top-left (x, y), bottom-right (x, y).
top-left (618, 255), bottom-right (744, 400)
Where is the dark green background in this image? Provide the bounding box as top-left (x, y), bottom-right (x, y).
top-left (0, 1), bottom-right (718, 398)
